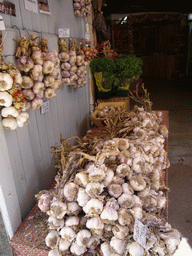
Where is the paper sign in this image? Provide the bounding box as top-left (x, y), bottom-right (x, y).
top-left (24, 0), bottom-right (38, 13)
top-left (0, 15), bottom-right (5, 30)
top-left (133, 218), bottom-right (147, 248)
top-left (63, 28), bottom-right (70, 38)
top-left (41, 101), bottom-right (49, 114)
top-left (58, 28), bottom-right (64, 38)
top-left (85, 32), bottom-right (90, 40)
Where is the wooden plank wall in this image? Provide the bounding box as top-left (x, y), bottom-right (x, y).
top-left (0, 0), bottom-right (91, 230)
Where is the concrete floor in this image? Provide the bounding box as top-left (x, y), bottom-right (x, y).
top-left (0, 75), bottom-right (192, 255)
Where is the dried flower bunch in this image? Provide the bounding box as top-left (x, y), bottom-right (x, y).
top-left (36, 86), bottom-right (181, 256)
top-left (59, 39), bottom-right (88, 88)
top-left (15, 35), bottom-right (62, 110)
top-left (73, 0), bottom-right (92, 17)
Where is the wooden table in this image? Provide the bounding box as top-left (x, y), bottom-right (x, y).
top-left (10, 110), bottom-right (169, 255)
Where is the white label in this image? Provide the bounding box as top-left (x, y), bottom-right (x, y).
top-left (41, 101), bottom-right (49, 114)
top-left (133, 218), bottom-right (147, 249)
top-left (63, 28), bottom-right (70, 37)
top-left (58, 28), bottom-right (64, 38)
top-left (85, 32), bottom-right (90, 40)
top-left (0, 15), bottom-right (5, 30)
top-left (24, 0), bottom-right (38, 13)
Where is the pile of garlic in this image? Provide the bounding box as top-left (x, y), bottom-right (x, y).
top-left (73, 0), bottom-right (92, 17)
top-left (59, 39), bottom-right (88, 88)
top-left (0, 64), bottom-right (29, 130)
top-left (36, 105), bottom-right (181, 256)
top-left (16, 36), bottom-right (62, 111)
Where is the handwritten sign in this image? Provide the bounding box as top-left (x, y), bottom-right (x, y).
top-left (133, 218), bottom-right (147, 249)
top-left (41, 101), bottom-right (49, 114)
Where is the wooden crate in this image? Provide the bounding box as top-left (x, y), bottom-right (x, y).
top-left (97, 95), bottom-right (130, 112)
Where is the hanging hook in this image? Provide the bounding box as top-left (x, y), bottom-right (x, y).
top-left (12, 25), bottom-right (21, 37)
top-left (23, 27), bottom-right (30, 38)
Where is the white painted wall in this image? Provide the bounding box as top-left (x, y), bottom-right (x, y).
top-left (0, 0), bottom-right (91, 238)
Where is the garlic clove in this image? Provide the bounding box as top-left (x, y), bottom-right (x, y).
top-left (77, 187), bottom-right (90, 207)
top-left (86, 216), bottom-right (104, 231)
top-left (1, 106), bottom-right (19, 118)
top-left (74, 171), bottom-right (89, 188)
top-left (2, 117), bottom-right (18, 130)
top-left (100, 207), bottom-right (118, 224)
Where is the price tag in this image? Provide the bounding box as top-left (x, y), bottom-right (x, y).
top-left (85, 32), bottom-right (90, 40)
top-left (58, 28), bottom-right (64, 38)
top-left (63, 28), bottom-right (70, 37)
top-left (133, 218), bottom-right (147, 249)
top-left (41, 101), bottom-right (49, 114)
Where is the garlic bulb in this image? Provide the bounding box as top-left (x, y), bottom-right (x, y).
top-left (43, 60), bottom-right (54, 74)
top-left (23, 89), bottom-right (35, 101)
top-left (77, 187), bottom-right (90, 207)
top-left (76, 229), bottom-right (91, 247)
top-left (31, 98), bottom-right (43, 110)
top-left (116, 164), bottom-right (132, 179)
top-left (65, 216), bottom-right (80, 228)
top-left (2, 117), bottom-right (17, 130)
top-left (50, 80), bottom-right (62, 91)
top-left (59, 52), bottom-right (70, 62)
top-left (45, 231), bottom-right (59, 249)
top-left (61, 62), bottom-right (71, 70)
top-left (31, 50), bottom-right (43, 65)
top-left (44, 76), bottom-right (55, 87)
top-left (108, 183), bottom-right (122, 198)
top-left (129, 174), bottom-right (146, 191)
top-left (74, 171), bottom-right (89, 188)
top-left (48, 248), bottom-right (60, 256)
top-left (59, 238), bottom-right (71, 252)
top-left (87, 164), bottom-right (106, 182)
top-left (110, 236), bottom-right (126, 255)
top-left (85, 182), bottom-right (104, 197)
top-left (45, 88), bottom-right (56, 99)
top-left (17, 56), bottom-right (34, 72)
top-left (0, 72), bottom-right (13, 91)
top-left (33, 82), bottom-right (45, 94)
top-left (83, 198), bottom-right (103, 216)
top-left (49, 200), bottom-right (67, 219)
top-left (63, 182), bottom-right (79, 201)
top-left (100, 207), bottom-right (118, 223)
top-left (16, 112), bottom-right (29, 127)
top-left (118, 208), bottom-right (133, 227)
top-left (67, 202), bottom-right (81, 215)
top-left (30, 65), bottom-right (43, 81)
top-left (112, 224), bottom-right (129, 240)
top-left (70, 241), bottom-right (86, 255)
top-left (105, 198), bottom-right (119, 211)
top-left (126, 241), bottom-right (145, 256)
top-left (21, 76), bottom-right (33, 89)
top-left (86, 236), bottom-right (100, 250)
top-left (86, 216), bottom-right (104, 231)
top-left (118, 193), bottom-right (135, 208)
top-left (59, 226), bottom-right (76, 242)
top-left (1, 106), bottom-right (19, 118)
top-left (47, 216), bottom-right (64, 230)
top-left (0, 92), bottom-right (13, 107)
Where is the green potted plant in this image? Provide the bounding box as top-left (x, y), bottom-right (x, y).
top-left (89, 57), bottom-right (116, 99)
top-left (114, 55), bottom-right (143, 96)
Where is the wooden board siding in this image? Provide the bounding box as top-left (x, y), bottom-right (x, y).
top-left (0, 0), bottom-right (91, 237)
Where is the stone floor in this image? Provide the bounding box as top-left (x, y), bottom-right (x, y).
top-left (0, 75), bottom-right (192, 255)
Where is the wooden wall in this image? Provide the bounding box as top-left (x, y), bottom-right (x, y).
top-left (0, 0), bottom-right (91, 237)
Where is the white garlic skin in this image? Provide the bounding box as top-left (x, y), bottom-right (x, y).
top-left (112, 224), bottom-right (129, 240)
top-left (83, 198), bottom-right (103, 216)
top-left (85, 182), bottom-right (104, 197)
top-left (74, 171), bottom-right (89, 188)
top-left (70, 241), bottom-right (86, 256)
top-left (63, 182), bottom-right (79, 201)
top-left (110, 236), bottom-right (126, 255)
top-left (100, 207), bottom-right (118, 223)
top-left (77, 187), bottom-right (90, 207)
top-left (126, 241), bottom-right (145, 256)
top-left (59, 226), bottom-right (76, 242)
top-left (59, 238), bottom-right (71, 252)
top-left (86, 216), bottom-right (104, 230)
top-left (45, 231), bottom-right (59, 249)
top-left (118, 193), bottom-right (135, 208)
top-left (76, 229), bottom-right (91, 247)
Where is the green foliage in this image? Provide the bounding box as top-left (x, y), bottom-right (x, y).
top-left (114, 55), bottom-right (143, 87)
top-left (89, 57), bottom-right (116, 74)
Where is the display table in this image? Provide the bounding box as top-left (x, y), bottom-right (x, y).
top-left (10, 110), bottom-right (169, 255)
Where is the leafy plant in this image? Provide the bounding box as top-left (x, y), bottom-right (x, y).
top-left (114, 55), bottom-right (143, 89)
top-left (89, 57), bottom-right (116, 74)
